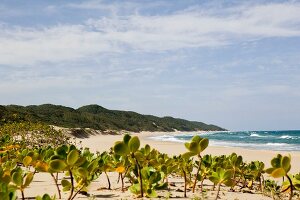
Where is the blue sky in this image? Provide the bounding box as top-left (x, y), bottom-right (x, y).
top-left (0, 0), bottom-right (300, 130)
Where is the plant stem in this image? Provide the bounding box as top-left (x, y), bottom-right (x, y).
top-left (261, 175), bottom-right (265, 193)
top-left (105, 171), bottom-right (111, 190)
top-left (212, 183), bottom-right (215, 191)
top-left (51, 173), bottom-right (62, 199)
top-left (192, 155), bottom-right (202, 193)
top-left (215, 183), bottom-right (221, 200)
top-left (200, 179), bottom-right (204, 192)
top-left (68, 170), bottom-right (74, 200)
top-left (183, 169), bottom-right (187, 198)
top-left (117, 173), bottom-right (121, 184)
top-left (286, 175), bottom-right (293, 200)
top-left (70, 185), bottom-right (85, 200)
top-left (120, 173), bottom-right (124, 192)
top-left (134, 156), bottom-right (143, 197)
top-left (21, 190), bottom-right (25, 200)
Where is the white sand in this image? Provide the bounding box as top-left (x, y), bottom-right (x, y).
top-left (23, 132), bottom-right (300, 199)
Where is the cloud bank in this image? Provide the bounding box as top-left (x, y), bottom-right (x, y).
top-left (0, 2), bottom-right (300, 65)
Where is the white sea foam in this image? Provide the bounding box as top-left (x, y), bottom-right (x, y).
top-left (148, 135), bottom-right (187, 143)
top-left (148, 132), bottom-right (300, 151)
top-left (279, 135), bottom-right (297, 139)
top-left (266, 142), bottom-right (286, 146)
top-left (250, 133), bottom-right (266, 137)
top-left (210, 141), bottom-right (297, 151)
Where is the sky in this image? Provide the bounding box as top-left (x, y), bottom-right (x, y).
top-left (0, 0), bottom-right (300, 131)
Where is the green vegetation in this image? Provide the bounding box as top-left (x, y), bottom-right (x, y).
top-left (0, 104), bottom-right (225, 132)
top-left (1, 122), bottom-right (300, 199)
top-left (266, 154), bottom-right (293, 200)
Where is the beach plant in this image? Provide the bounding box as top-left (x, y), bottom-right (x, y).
top-left (35, 193), bottom-right (56, 200)
top-left (266, 154), bottom-right (293, 200)
top-left (197, 154), bottom-right (214, 192)
top-left (0, 145), bottom-right (29, 200)
top-left (183, 135), bottom-right (209, 193)
top-left (209, 167), bottom-right (234, 200)
top-left (130, 166), bottom-right (167, 198)
top-left (112, 152), bottom-right (129, 192)
top-left (176, 155), bottom-right (193, 198)
top-left (227, 153), bottom-right (243, 187)
top-left (113, 134), bottom-right (145, 197)
top-left (0, 136), bottom-right (20, 163)
top-left (15, 146), bottom-right (64, 199)
top-left (98, 151), bottom-right (114, 189)
top-left (0, 165), bottom-right (17, 200)
top-left (264, 179), bottom-right (281, 199)
top-left (245, 161), bottom-right (265, 191)
top-left (48, 145), bottom-right (99, 200)
top-left (0, 122), bottom-right (70, 148)
top-left (156, 153), bottom-right (177, 187)
top-left (293, 173), bottom-right (300, 190)
top-left (10, 167), bottom-right (34, 200)
top-left (3, 121), bottom-right (300, 200)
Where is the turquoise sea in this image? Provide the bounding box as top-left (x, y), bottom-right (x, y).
top-left (149, 130), bottom-right (300, 151)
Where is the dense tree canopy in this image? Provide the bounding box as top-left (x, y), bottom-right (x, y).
top-left (0, 104), bottom-right (225, 132)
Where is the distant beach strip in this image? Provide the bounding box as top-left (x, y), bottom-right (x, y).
top-left (149, 130), bottom-right (300, 151)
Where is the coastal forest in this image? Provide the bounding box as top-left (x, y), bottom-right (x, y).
top-left (0, 104), bottom-right (225, 132)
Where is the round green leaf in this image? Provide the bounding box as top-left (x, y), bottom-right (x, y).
top-left (224, 170), bottom-right (233, 179)
top-left (184, 142), bottom-right (190, 150)
top-left (123, 134), bottom-right (131, 144)
top-left (189, 141), bottom-right (200, 154)
top-left (49, 159), bottom-right (67, 172)
top-left (12, 172), bottom-right (22, 186)
top-left (1, 173), bottom-right (11, 184)
top-left (56, 145), bottom-right (68, 156)
top-left (41, 194), bottom-right (52, 200)
top-left (87, 160), bottom-right (98, 172)
top-left (224, 179), bottom-right (234, 187)
top-left (281, 156), bottom-right (291, 173)
top-left (77, 167), bottom-right (88, 178)
top-left (265, 167), bottom-right (274, 174)
top-left (113, 141), bottom-right (129, 156)
top-left (75, 157), bottom-right (86, 167)
top-left (67, 150), bottom-right (79, 166)
top-left (128, 136), bottom-right (140, 153)
top-left (23, 156), bottom-right (32, 167)
top-left (199, 138), bottom-right (209, 152)
top-left (191, 135), bottom-right (201, 143)
top-left (68, 144), bottom-right (77, 152)
top-left (61, 179), bottom-right (71, 191)
top-left (271, 157), bottom-right (281, 168)
top-left (271, 168), bottom-right (286, 178)
top-left (236, 156), bottom-right (243, 165)
top-left (145, 144), bottom-right (150, 155)
top-left (134, 151), bottom-right (144, 160)
top-left (209, 175), bottom-right (220, 184)
top-left (23, 172), bottom-right (34, 188)
top-left (61, 179), bottom-right (71, 187)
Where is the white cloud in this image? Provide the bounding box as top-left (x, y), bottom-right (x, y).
top-left (0, 2), bottom-right (300, 65)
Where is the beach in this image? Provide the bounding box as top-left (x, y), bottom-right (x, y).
top-left (23, 131), bottom-right (300, 199)
top-left (80, 131), bottom-right (300, 174)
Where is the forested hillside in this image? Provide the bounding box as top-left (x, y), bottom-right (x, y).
top-left (0, 104), bottom-right (225, 132)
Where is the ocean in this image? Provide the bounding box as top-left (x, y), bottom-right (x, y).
top-left (149, 130), bottom-right (300, 151)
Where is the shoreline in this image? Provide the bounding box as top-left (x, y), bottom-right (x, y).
top-left (80, 131), bottom-right (300, 174)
